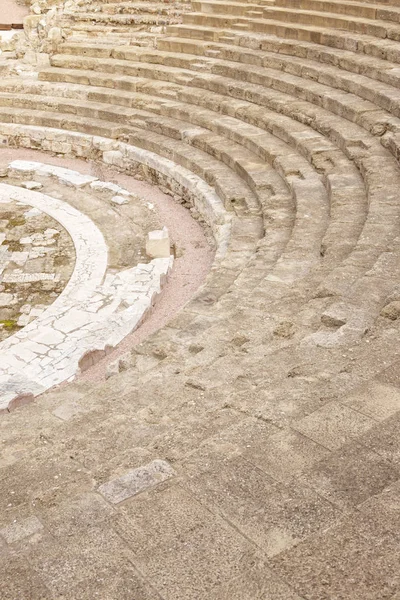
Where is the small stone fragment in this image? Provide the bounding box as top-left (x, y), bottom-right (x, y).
top-left (105, 359), bottom-right (120, 380)
top-left (0, 293), bottom-right (13, 308)
top-left (21, 181), bottom-right (43, 191)
top-left (273, 321), bottom-right (295, 338)
top-left (146, 227), bottom-right (171, 259)
top-left (321, 308), bottom-right (347, 328)
top-left (380, 301), bottom-right (400, 320)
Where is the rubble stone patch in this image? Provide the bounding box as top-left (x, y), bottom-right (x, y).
top-left (0, 195), bottom-right (74, 342)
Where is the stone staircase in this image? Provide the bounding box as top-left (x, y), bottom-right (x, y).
top-left (1, 0), bottom-right (400, 598)
top-left (58, 0), bottom-right (193, 44)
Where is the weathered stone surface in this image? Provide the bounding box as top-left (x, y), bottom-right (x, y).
top-left (2, 0), bottom-right (400, 597)
top-left (98, 460), bottom-right (175, 504)
top-left (380, 300), bottom-right (400, 320)
top-left (0, 516), bottom-right (43, 544)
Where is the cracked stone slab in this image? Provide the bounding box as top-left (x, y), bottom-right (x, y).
top-left (98, 460), bottom-right (176, 504)
top-left (9, 160), bottom-right (98, 187)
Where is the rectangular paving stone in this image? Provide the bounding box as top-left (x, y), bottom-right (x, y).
top-left (270, 510), bottom-right (400, 600)
top-left (342, 382), bottom-right (400, 421)
top-left (207, 558), bottom-right (304, 600)
top-left (98, 459), bottom-right (175, 504)
top-left (359, 412), bottom-right (400, 467)
top-left (376, 359), bottom-right (400, 388)
top-left (358, 480), bottom-right (400, 531)
top-left (112, 485), bottom-right (258, 600)
top-left (41, 493), bottom-right (115, 538)
top-left (56, 565), bottom-right (157, 600)
top-left (182, 453), bottom-right (340, 557)
top-left (26, 525), bottom-right (138, 597)
top-left (299, 442), bottom-right (399, 509)
top-left (242, 428), bottom-right (330, 483)
top-left (0, 555), bottom-right (52, 600)
top-left (292, 401), bottom-right (376, 450)
top-left (0, 515), bottom-right (43, 544)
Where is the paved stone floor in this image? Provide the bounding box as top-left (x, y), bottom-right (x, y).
top-left (0, 339), bottom-right (399, 599)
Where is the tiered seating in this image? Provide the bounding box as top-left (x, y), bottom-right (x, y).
top-left (59, 0), bottom-right (193, 44)
top-left (1, 18), bottom-right (398, 342)
top-left (2, 1), bottom-right (400, 597)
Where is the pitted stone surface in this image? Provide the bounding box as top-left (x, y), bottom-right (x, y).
top-left (98, 460), bottom-right (176, 504)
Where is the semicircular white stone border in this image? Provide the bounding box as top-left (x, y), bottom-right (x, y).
top-left (0, 124), bottom-right (232, 260)
top-left (0, 180), bottom-right (173, 412)
top-left (0, 125), bottom-right (235, 411)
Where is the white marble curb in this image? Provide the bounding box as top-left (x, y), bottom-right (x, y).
top-left (0, 177), bottom-right (173, 412)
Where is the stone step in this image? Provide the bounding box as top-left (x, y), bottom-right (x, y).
top-left (47, 51), bottom-right (400, 131)
top-left (60, 36), bottom-right (400, 93)
top-left (35, 57), bottom-right (400, 304)
top-left (275, 0), bottom-right (400, 24)
top-left (37, 63), bottom-right (390, 166)
top-left (157, 34), bottom-right (400, 88)
top-left (0, 101), bottom-right (263, 217)
top-left (69, 1), bottom-right (190, 14)
top-left (63, 11), bottom-right (183, 24)
top-left (62, 23), bottom-right (167, 37)
top-left (183, 8), bottom-right (400, 41)
top-left (166, 22), bottom-right (396, 62)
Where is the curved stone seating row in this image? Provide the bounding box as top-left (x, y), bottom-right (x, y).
top-left (0, 49), bottom-right (394, 344)
top-left (45, 45), bottom-right (400, 136)
top-left (183, 2), bottom-right (400, 40)
top-left (0, 160), bottom-right (175, 411)
top-left (3, 0), bottom-right (400, 353)
top-left (168, 14), bottom-right (400, 61)
top-left (58, 0), bottom-right (192, 43)
top-left (23, 46), bottom-right (400, 333)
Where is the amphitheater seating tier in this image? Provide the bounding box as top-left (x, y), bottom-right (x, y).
top-left (1, 0), bottom-right (400, 598)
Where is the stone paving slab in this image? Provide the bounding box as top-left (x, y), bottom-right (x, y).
top-left (98, 459), bottom-right (176, 504)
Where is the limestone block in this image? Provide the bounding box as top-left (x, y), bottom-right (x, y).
top-left (103, 150), bottom-right (123, 166)
top-left (98, 460), bottom-right (175, 504)
top-left (110, 195), bottom-right (129, 205)
top-left (146, 227), bottom-right (171, 259)
top-left (21, 181), bottom-right (43, 190)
